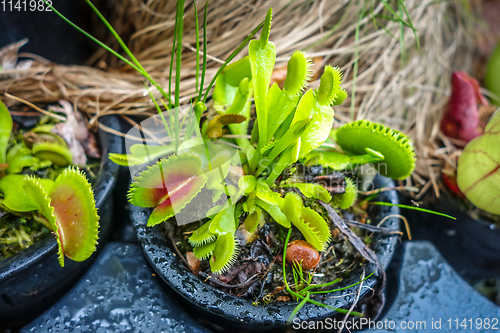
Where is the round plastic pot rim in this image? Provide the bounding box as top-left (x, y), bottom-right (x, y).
top-left (132, 174), bottom-right (401, 327)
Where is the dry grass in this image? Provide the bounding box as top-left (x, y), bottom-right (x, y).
top-left (0, 0), bottom-right (477, 198)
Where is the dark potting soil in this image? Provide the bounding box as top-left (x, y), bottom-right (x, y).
top-left (161, 192), bottom-right (375, 305)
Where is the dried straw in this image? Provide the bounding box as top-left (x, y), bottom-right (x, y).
top-left (0, 0), bottom-right (476, 197)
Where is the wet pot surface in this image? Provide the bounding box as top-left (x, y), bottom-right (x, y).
top-left (132, 175), bottom-right (401, 330)
top-left (404, 187), bottom-right (500, 280)
top-left (0, 115), bottom-right (124, 325)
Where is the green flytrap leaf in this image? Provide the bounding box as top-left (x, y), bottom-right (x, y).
top-left (316, 66), bottom-right (346, 106)
top-left (23, 168), bottom-right (99, 267)
top-left (333, 177), bottom-right (358, 209)
top-left (32, 142), bottom-right (72, 166)
top-left (189, 206), bottom-right (240, 274)
top-left (109, 143), bottom-right (176, 167)
top-left (6, 144), bottom-right (39, 174)
top-left (457, 109), bottom-right (500, 215)
top-left (335, 120), bottom-right (416, 179)
top-left (128, 153), bottom-right (207, 227)
top-left (0, 174), bottom-right (54, 212)
top-left (280, 181), bottom-right (332, 203)
top-left (188, 221), bottom-right (215, 247)
top-left (0, 100), bottom-right (13, 166)
top-left (305, 148), bottom-right (384, 171)
top-left (193, 240), bottom-right (216, 260)
top-left (249, 8), bottom-right (275, 146)
top-left (210, 232), bottom-right (238, 274)
top-left (281, 192), bottom-right (331, 251)
top-left (287, 66), bottom-right (343, 161)
top-left (24, 125), bottom-right (67, 148)
top-left (284, 51), bottom-right (312, 95)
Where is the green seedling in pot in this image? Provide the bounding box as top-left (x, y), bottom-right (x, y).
top-left (0, 100), bottom-right (99, 265)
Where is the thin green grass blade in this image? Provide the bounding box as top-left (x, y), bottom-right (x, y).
top-left (144, 84), bottom-right (174, 139)
top-left (82, 0), bottom-right (171, 103)
top-left (175, 0), bottom-right (185, 109)
top-left (42, 0), bottom-right (141, 74)
top-left (398, 0), bottom-right (405, 68)
top-left (199, 1), bottom-right (208, 103)
top-left (173, 0), bottom-right (186, 152)
top-left (169, 5), bottom-right (179, 109)
top-left (287, 293), bottom-right (310, 325)
top-left (194, 0), bottom-right (200, 95)
top-left (400, 0), bottom-right (420, 49)
top-left (301, 278), bottom-right (341, 293)
top-left (368, 202), bottom-right (456, 220)
top-left (351, 10), bottom-right (362, 121)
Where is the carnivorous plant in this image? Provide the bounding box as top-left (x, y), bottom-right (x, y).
top-left (0, 100), bottom-right (99, 266)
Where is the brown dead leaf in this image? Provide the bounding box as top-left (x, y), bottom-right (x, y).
top-left (186, 252), bottom-right (201, 273)
top-left (0, 39), bottom-right (28, 70)
top-left (51, 100), bottom-right (100, 165)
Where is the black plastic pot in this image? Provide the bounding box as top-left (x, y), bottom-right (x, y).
top-left (0, 115), bottom-right (125, 327)
top-left (131, 175), bottom-right (401, 331)
top-left (404, 185), bottom-right (500, 280)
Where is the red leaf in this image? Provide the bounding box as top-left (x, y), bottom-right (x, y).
top-left (441, 72), bottom-right (488, 144)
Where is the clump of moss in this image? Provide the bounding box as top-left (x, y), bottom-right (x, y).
top-left (0, 212), bottom-right (50, 260)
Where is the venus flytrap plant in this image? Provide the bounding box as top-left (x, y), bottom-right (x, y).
top-left (0, 100), bottom-right (100, 264)
top-left (70, 3), bottom-right (415, 274)
top-left (48, 0), bottom-right (419, 318)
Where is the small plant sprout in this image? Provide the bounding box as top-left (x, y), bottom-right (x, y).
top-left (0, 99), bottom-right (99, 265)
top-left (457, 109), bottom-right (500, 215)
